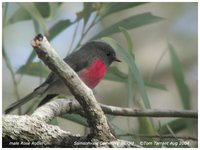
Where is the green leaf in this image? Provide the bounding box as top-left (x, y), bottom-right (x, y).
top-left (61, 114), bottom-right (88, 127)
top-left (168, 44), bottom-right (191, 109)
top-left (7, 2), bottom-right (52, 25)
top-left (120, 27), bottom-right (135, 107)
top-left (144, 80), bottom-right (167, 90)
top-left (34, 2), bottom-right (50, 18)
top-left (93, 12), bottom-right (163, 39)
top-left (17, 62), bottom-right (49, 78)
top-left (49, 3), bottom-right (62, 18)
top-left (76, 3), bottom-right (95, 24)
top-left (136, 100), bottom-right (156, 135)
top-left (49, 19), bottom-right (73, 40)
top-left (159, 118), bottom-right (197, 134)
top-left (103, 72), bottom-right (126, 83)
top-left (7, 7), bottom-right (31, 25)
top-left (127, 72), bottom-right (134, 107)
top-left (104, 66), bottom-right (127, 82)
top-left (119, 27), bottom-right (134, 55)
top-left (19, 3), bottom-right (48, 34)
top-left (101, 37), bottom-right (151, 108)
top-left (100, 2), bottom-right (146, 18)
top-left (138, 117), bottom-right (157, 135)
top-left (104, 67), bottom-right (167, 91)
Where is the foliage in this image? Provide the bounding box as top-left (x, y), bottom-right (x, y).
top-left (168, 44), bottom-right (191, 109)
top-left (2, 2), bottom-right (196, 147)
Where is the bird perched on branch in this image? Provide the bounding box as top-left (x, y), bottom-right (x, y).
top-left (5, 40), bottom-right (121, 114)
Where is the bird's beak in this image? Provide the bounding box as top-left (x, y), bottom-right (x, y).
top-left (113, 57), bottom-right (121, 62)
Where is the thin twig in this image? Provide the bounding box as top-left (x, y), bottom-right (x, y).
top-left (100, 104), bottom-right (197, 118)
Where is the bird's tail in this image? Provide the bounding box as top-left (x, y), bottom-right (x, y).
top-left (4, 90), bottom-right (41, 114)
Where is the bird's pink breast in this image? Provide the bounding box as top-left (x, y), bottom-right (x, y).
top-left (78, 59), bottom-right (107, 89)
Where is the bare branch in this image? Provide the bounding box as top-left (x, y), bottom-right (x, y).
top-left (32, 99), bottom-right (197, 122)
top-left (31, 99), bottom-right (81, 122)
top-left (3, 115), bottom-right (139, 148)
top-left (2, 115), bottom-right (80, 147)
top-left (31, 34), bottom-right (114, 140)
top-left (100, 104), bottom-right (198, 118)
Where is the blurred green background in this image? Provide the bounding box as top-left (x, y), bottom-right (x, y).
top-left (2, 2), bottom-right (197, 147)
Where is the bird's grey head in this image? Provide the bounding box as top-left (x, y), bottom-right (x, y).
top-left (81, 41), bottom-right (121, 66)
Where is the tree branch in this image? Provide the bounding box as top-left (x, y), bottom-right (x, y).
top-left (3, 98), bottom-right (196, 147)
top-left (31, 34), bottom-right (114, 140)
top-left (31, 99), bottom-right (81, 122)
top-left (32, 99), bottom-right (197, 121)
top-left (100, 104), bottom-right (197, 118)
top-left (3, 115), bottom-right (139, 148)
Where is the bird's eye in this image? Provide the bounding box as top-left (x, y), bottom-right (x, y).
top-left (107, 52), bottom-right (111, 56)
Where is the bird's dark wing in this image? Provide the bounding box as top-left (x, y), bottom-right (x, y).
top-left (63, 50), bottom-right (90, 72)
top-left (40, 50), bottom-right (90, 87)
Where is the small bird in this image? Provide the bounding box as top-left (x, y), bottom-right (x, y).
top-left (5, 41), bottom-right (121, 114)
